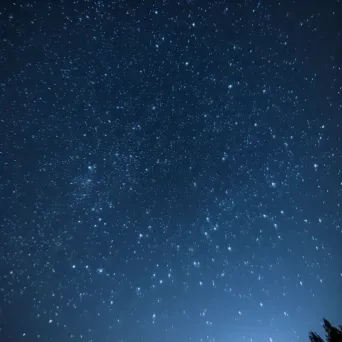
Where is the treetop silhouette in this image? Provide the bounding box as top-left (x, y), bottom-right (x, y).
top-left (309, 318), bottom-right (342, 342)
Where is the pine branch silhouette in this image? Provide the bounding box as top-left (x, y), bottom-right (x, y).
top-left (309, 318), bottom-right (342, 342)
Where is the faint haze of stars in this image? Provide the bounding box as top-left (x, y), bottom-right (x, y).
top-left (0, 1), bottom-right (341, 342)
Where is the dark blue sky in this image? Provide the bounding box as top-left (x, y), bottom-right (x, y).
top-left (1, 0), bottom-right (341, 341)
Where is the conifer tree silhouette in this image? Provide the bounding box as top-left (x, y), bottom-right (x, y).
top-left (309, 318), bottom-right (342, 342)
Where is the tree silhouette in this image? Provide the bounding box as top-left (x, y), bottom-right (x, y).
top-left (309, 318), bottom-right (342, 342)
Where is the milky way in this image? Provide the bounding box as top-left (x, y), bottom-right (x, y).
top-left (1, 1), bottom-right (341, 341)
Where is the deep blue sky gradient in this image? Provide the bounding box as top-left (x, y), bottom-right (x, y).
top-left (1, 0), bottom-right (341, 341)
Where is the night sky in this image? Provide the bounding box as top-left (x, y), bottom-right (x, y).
top-left (1, 0), bottom-right (342, 341)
